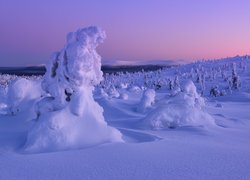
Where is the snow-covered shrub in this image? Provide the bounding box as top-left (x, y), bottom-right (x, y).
top-left (220, 89), bottom-right (227, 96)
top-left (216, 103), bottom-right (223, 108)
top-left (143, 81), bottom-right (214, 129)
top-left (24, 26), bottom-right (123, 153)
top-left (108, 86), bottom-right (120, 98)
top-left (120, 92), bottom-right (128, 100)
top-left (120, 83), bottom-right (128, 89)
top-left (7, 78), bottom-right (43, 115)
top-left (210, 86), bottom-right (220, 97)
top-left (173, 76), bottom-right (180, 91)
top-left (168, 79), bottom-right (174, 90)
top-left (137, 89), bottom-right (156, 113)
top-left (129, 86), bottom-right (141, 93)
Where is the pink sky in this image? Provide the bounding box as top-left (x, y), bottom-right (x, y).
top-left (0, 0), bottom-right (249, 66)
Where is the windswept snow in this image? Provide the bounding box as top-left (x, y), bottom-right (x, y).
top-left (0, 27), bottom-right (250, 179)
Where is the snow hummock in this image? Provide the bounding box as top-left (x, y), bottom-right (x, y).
top-left (7, 78), bottom-right (43, 115)
top-left (143, 81), bottom-right (215, 129)
top-left (24, 26), bottom-right (123, 153)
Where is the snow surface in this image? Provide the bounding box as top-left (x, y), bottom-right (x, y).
top-left (0, 29), bottom-right (250, 179)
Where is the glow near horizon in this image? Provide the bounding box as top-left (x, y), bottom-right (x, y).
top-left (0, 0), bottom-right (250, 66)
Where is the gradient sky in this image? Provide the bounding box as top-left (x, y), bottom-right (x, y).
top-left (0, 0), bottom-right (250, 66)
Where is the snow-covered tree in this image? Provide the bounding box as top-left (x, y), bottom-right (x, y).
top-left (24, 26), bottom-right (123, 153)
top-left (210, 86), bottom-right (220, 97)
top-left (137, 89), bottom-right (156, 113)
top-left (231, 63), bottom-right (240, 90)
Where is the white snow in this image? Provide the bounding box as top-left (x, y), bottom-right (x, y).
top-left (7, 78), bottom-right (43, 115)
top-left (0, 28), bottom-right (250, 179)
top-left (24, 26), bottom-right (123, 153)
top-left (143, 81), bottom-right (214, 129)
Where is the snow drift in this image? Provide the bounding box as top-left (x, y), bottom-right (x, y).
top-left (24, 26), bottom-right (123, 153)
top-left (143, 81), bottom-right (215, 129)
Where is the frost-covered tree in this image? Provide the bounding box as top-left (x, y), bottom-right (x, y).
top-left (210, 86), bottom-right (220, 97)
top-left (168, 78), bottom-right (174, 90)
top-left (173, 76), bottom-right (180, 90)
top-left (231, 63), bottom-right (240, 90)
top-left (24, 26), bottom-right (123, 153)
top-left (137, 89), bottom-right (155, 113)
top-left (200, 74), bottom-right (205, 96)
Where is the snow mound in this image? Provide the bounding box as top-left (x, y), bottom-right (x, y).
top-left (120, 92), bottom-right (128, 100)
top-left (24, 26), bottom-right (123, 153)
top-left (7, 78), bottom-right (43, 115)
top-left (143, 81), bottom-right (215, 129)
top-left (25, 102), bottom-right (122, 152)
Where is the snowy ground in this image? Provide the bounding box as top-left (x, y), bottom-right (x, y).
top-left (0, 56), bottom-right (250, 179)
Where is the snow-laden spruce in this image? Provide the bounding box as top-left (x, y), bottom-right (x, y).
top-left (24, 26), bottom-right (123, 153)
top-left (143, 81), bottom-right (215, 129)
top-left (137, 89), bottom-right (156, 113)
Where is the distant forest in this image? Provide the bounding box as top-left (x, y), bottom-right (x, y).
top-left (0, 65), bottom-right (173, 76)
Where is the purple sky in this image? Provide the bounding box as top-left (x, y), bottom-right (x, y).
top-left (0, 0), bottom-right (250, 66)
